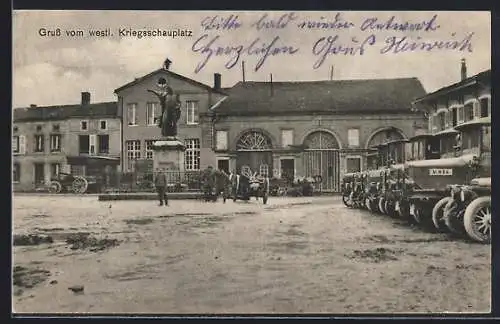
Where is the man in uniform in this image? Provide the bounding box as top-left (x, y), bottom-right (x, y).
top-left (154, 168), bottom-right (168, 206)
top-left (201, 166), bottom-right (216, 200)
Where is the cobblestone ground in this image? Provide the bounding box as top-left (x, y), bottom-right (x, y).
top-left (12, 195), bottom-right (491, 314)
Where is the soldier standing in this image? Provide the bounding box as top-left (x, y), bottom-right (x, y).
top-left (154, 168), bottom-right (168, 206)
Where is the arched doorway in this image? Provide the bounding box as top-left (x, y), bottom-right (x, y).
top-left (236, 130), bottom-right (273, 178)
top-left (366, 127), bottom-right (405, 148)
top-left (365, 127), bottom-right (405, 169)
top-left (302, 131), bottom-right (341, 192)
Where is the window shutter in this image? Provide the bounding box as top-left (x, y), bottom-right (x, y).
top-left (457, 106), bottom-right (464, 123)
top-left (446, 110), bottom-right (452, 128)
top-left (281, 130), bottom-right (294, 148)
top-left (216, 131), bottom-right (228, 150)
top-left (473, 101), bottom-right (480, 119)
top-left (19, 135), bottom-right (26, 154)
top-left (90, 134), bottom-right (96, 155)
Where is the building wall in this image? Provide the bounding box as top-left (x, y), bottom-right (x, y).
top-left (12, 117), bottom-right (122, 191)
top-left (429, 86), bottom-right (491, 134)
top-left (12, 120), bottom-right (68, 191)
top-left (116, 70), bottom-right (223, 172)
top-left (426, 82), bottom-right (491, 159)
top-left (66, 117), bottom-right (122, 157)
top-left (213, 112), bottom-right (424, 181)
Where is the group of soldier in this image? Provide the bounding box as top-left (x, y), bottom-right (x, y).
top-left (153, 166), bottom-right (241, 206)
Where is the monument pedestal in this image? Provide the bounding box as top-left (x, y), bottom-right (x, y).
top-left (152, 137), bottom-right (186, 172)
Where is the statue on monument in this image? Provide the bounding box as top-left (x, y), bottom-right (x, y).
top-left (147, 77), bottom-right (181, 138)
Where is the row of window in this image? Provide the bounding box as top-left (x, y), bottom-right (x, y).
top-left (126, 101), bottom-right (199, 126)
top-left (13, 121), bottom-right (109, 134)
top-left (214, 128), bottom-right (361, 150)
top-left (430, 97), bottom-right (490, 132)
top-left (80, 120), bottom-right (108, 131)
top-left (12, 162), bottom-right (60, 183)
top-left (78, 135), bottom-right (110, 154)
top-left (13, 134), bottom-right (111, 155)
top-left (126, 138), bottom-right (201, 171)
top-left (13, 134), bottom-right (62, 154)
top-left (13, 124), bottom-right (60, 133)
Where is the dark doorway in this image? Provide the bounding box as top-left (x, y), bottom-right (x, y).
top-left (280, 158), bottom-right (295, 185)
top-left (217, 159), bottom-right (229, 174)
top-left (34, 163), bottom-right (45, 185)
top-left (346, 157), bottom-right (361, 173)
top-left (303, 150), bottom-right (340, 192)
top-left (236, 151), bottom-right (273, 177)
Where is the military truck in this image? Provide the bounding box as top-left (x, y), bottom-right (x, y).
top-left (406, 128), bottom-right (475, 230)
top-left (378, 139), bottom-right (408, 218)
top-left (439, 116), bottom-right (491, 243)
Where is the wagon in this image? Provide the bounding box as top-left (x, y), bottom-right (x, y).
top-left (48, 172), bottom-right (93, 194)
top-left (229, 172), bottom-right (270, 204)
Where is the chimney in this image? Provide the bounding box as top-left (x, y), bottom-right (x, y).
top-left (81, 92), bottom-right (91, 105)
top-left (163, 58), bottom-right (172, 70)
top-left (213, 73), bottom-right (221, 90)
top-left (30, 104), bottom-right (37, 108)
top-left (242, 61), bottom-right (246, 82)
top-left (270, 73), bottom-right (274, 96)
top-left (461, 58), bottom-right (467, 81)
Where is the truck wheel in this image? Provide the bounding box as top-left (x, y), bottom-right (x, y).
top-left (432, 197), bottom-right (452, 232)
top-left (342, 194), bottom-right (353, 207)
top-left (48, 181), bottom-right (62, 194)
top-left (263, 193), bottom-right (268, 205)
top-left (463, 197), bottom-right (491, 244)
top-left (443, 200), bottom-right (466, 235)
top-left (365, 197), bottom-right (372, 211)
top-left (384, 199), bottom-right (396, 218)
top-left (410, 202), bottom-right (422, 224)
top-left (396, 199), bottom-right (411, 221)
top-left (410, 202), bottom-right (434, 230)
top-left (378, 198), bottom-right (386, 215)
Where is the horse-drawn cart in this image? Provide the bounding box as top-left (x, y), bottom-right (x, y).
top-left (229, 171), bottom-right (270, 204)
top-left (48, 172), bottom-right (103, 194)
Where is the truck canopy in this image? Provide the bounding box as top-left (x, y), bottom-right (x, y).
top-left (366, 169), bottom-right (386, 178)
top-left (390, 163), bottom-right (406, 170)
top-left (470, 177), bottom-right (491, 187)
top-left (407, 154), bottom-right (476, 168)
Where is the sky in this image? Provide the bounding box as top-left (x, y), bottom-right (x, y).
top-left (12, 10), bottom-right (491, 108)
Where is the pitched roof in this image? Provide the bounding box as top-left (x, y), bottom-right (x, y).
top-left (215, 78), bottom-right (427, 116)
top-left (114, 68), bottom-right (227, 95)
top-left (13, 102), bottom-right (118, 122)
top-left (413, 69), bottom-right (491, 103)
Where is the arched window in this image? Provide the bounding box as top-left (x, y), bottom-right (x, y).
top-left (303, 131), bottom-right (339, 150)
top-left (236, 131), bottom-right (272, 151)
top-left (366, 128), bottom-right (404, 149)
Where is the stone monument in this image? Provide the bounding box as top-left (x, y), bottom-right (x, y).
top-left (147, 66), bottom-right (185, 172)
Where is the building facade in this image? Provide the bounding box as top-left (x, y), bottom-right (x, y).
top-left (114, 61), bottom-right (227, 173)
top-left (413, 61), bottom-right (491, 159)
top-left (211, 78), bottom-right (428, 192)
top-left (13, 59), bottom-right (441, 194)
top-left (12, 93), bottom-right (121, 191)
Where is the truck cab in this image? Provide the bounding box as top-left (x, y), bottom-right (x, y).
top-left (362, 142), bottom-right (392, 213)
top-left (379, 138), bottom-right (408, 217)
top-left (442, 116), bottom-right (491, 243)
top-left (404, 127), bottom-right (475, 230)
